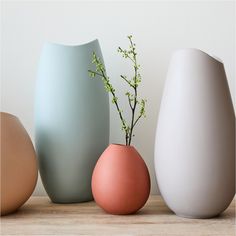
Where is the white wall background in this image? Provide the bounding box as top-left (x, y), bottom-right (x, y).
top-left (1, 1), bottom-right (235, 195)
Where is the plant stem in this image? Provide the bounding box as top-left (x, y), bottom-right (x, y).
top-left (128, 38), bottom-right (138, 145)
top-left (90, 68), bottom-right (129, 145)
top-left (89, 35), bottom-right (146, 146)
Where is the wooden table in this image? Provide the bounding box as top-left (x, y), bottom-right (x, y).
top-left (1, 196), bottom-right (235, 235)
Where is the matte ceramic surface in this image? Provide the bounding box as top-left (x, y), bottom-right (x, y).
top-left (155, 49), bottom-right (235, 219)
top-left (0, 112), bottom-right (38, 215)
top-left (35, 40), bottom-right (109, 203)
top-left (92, 144), bottom-right (150, 215)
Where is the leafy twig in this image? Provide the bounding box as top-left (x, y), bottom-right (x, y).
top-left (88, 35), bottom-right (146, 145)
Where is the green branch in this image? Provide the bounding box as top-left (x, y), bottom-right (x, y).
top-left (88, 35), bottom-right (146, 146)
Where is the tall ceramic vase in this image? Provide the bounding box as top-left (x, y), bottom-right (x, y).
top-left (155, 49), bottom-right (235, 219)
top-left (35, 40), bottom-right (109, 203)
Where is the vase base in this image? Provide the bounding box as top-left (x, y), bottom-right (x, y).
top-left (176, 213), bottom-right (220, 219)
top-left (51, 199), bottom-right (93, 204)
top-left (50, 196), bottom-right (94, 204)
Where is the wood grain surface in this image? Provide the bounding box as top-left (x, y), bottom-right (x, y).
top-left (1, 196), bottom-right (235, 235)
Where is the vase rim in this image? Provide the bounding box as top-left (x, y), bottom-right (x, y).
top-left (0, 112), bottom-right (18, 120)
top-left (173, 48), bottom-right (223, 64)
top-left (44, 39), bottom-right (99, 48)
top-left (110, 143), bottom-right (135, 149)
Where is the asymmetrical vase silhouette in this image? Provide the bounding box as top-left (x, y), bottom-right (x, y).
top-left (0, 112), bottom-right (38, 215)
top-left (155, 49), bottom-right (235, 219)
top-left (92, 144), bottom-right (150, 215)
top-left (35, 40), bottom-right (109, 203)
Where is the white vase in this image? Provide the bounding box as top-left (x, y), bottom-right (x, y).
top-left (155, 49), bottom-right (235, 219)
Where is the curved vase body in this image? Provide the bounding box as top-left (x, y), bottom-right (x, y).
top-left (92, 144), bottom-right (150, 215)
top-left (35, 40), bottom-right (109, 203)
top-left (155, 49), bottom-right (235, 218)
top-left (1, 112), bottom-right (38, 215)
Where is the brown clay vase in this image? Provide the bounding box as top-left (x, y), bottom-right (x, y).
top-left (0, 112), bottom-right (38, 216)
top-left (92, 144), bottom-right (150, 215)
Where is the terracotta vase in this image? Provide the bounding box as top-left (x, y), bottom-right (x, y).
top-left (92, 144), bottom-right (150, 215)
top-left (0, 112), bottom-right (38, 216)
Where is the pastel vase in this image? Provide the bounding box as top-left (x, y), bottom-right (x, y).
top-left (0, 112), bottom-right (38, 215)
top-left (35, 40), bottom-right (109, 203)
top-left (92, 144), bottom-right (150, 215)
top-left (155, 49), bottom-right (235, 218)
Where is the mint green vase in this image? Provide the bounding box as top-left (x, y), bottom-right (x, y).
top-left (35, 40), bottom-right (109, 203)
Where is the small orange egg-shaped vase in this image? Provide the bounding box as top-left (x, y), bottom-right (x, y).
top-left (92, 144), bottom-right (150, 215)
top-left (0, 112), bottom-right (38, 216)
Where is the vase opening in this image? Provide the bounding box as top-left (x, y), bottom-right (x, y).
top-left (1, 112), bottom-right (19, 120)
top-left (173, 48), bottom-right (223, 64)
top-left (110, 143), bottom-right (135, 149)
top-left (44, 39), bottom-right (99, 48)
